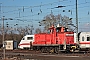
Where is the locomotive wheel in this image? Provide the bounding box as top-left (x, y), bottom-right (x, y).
top-left (54, 47), bottom-right (59, 54)
top-left (46, 48), bottom-right (51, 53)
top-left (41, 48), bottom-right (45, 53)
top-left (44, 47), bottom-right (48, 53)
top-left (41, 47), bottom-right (47, 53)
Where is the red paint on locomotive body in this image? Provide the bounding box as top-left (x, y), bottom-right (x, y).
top-left (33, 25), bottom-right (75, 45)
top-left (57, 32), bottom-right (74, 45)
top-left (33, 25), bottom-right (56, 45)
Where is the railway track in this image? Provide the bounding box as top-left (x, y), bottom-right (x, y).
top-left (0, 50), bottom-right (90, 60)
top-left (0, 49), bottom-right (90, 57)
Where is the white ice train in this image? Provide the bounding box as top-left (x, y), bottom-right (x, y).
top-left (18, 32), bottom-right (90, 51)
top-left (18, 35), bottom-right (34, 49)
top-left (76, 32), bottom-right (90, 49)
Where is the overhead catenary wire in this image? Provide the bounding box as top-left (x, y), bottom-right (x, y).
top-left (0, 0), bottom-right (90, 29)
top-left (1, 1), bottom-right (90, 19)
top-left (1, 1), bottom-right (90, 14)
top-left (2, 5), bottom-right (90, 21)
top-left (1, 0), bottom-right (68, 14)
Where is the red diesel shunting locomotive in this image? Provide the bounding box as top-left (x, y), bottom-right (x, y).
top-left (32, 25), bottom-right (77, 53)
top-left (18, 24), bottom-right (90, 53)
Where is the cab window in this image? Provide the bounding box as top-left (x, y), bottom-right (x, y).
top-left (27, 37), bottom-right (33, 40)
top-left (87, 37), bottom-right (90, 41)
top-left (82, 36), bottom-right (84, 41)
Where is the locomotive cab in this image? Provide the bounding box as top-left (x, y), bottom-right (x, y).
top-left (56, 24), bottom-right (76, 52)
top-left (28, 24), bottom-right (76, 53)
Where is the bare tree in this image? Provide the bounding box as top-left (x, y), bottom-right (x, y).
top-left (16, 26), bottom-right (33, 35)
top-left (39, 13), bottom-right (73, 31)
top-left (61, 15), bottom-right (73, 31)
top-left (35, 28), bottom-right (42, 34)
top-left (0, 26), bottom-right (12, 40)
top-left (0, 25), bottom-right (34, 42)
